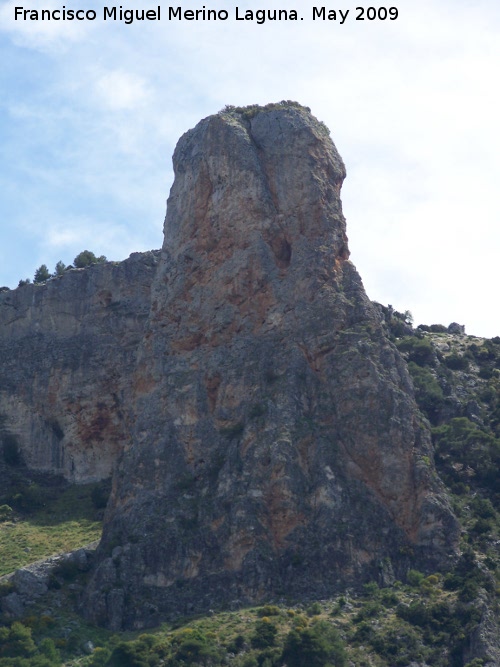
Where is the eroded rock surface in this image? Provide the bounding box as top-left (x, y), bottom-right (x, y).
top-left (0, 252), bottom-right (159, 482)
top-left (83, 104), bottom-right (459, 628)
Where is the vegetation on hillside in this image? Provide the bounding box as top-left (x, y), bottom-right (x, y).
top-left (16, 251), bottom-right (108, 288)
top-left (0, 579), bottom-right (491, 666)
top-left (1, 309), bottom-right (499, 666)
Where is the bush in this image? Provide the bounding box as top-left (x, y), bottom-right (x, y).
top-left (227, 634), bottom-right (245, 654)
top-left (370, 625), bottom-right (427, 665)
top-left (471, 496), bottom-right (496, 519)
top-left (53, 261), bottom-right (66, 276)
top-left (307, 601), bottom-right (322, 616)
top-left (396, 337), bottom-right (435, 367)
top-left (282, 620), bottom-right (346, 667)
top-left (444, 353), bottom-right (469, 370)
top-left (0, 621), bottom-right (36, 658)
top-left (257, 605), bottom-right (281, 617)
top-left (406, 569), bottom-right (425, 587)
top-left (433, 418), bottom-right (500, 489)
top-left (87, 647), bottom-right (112, 666)
top-left (172, 630), bottom-right (222, 665)
top-left (73, 251), bottom-right (107, 268)
top-left (33, 264), bottom-right (51, 283)
top-left (8, 482), bottom-right (48, 512)
top-left (471, 517), bottom-right (493, 536)
top-left (407, 362), bottom-right (444, 424)
top-left (0, 504), bottom-right (13, 521)
top-left (354, 600), bottom-right (381, 622)
top-left (251, 619), bottom-right (278, 649)
top-left (106, 642), bottom-right (150, 667)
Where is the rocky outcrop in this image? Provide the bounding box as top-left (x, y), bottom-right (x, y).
top-left (0, 251), bottom-right (159, 482)
top-left (0, 544), bottom-right (97, 620)
top-left (82, 103), bottom-right (459, 629)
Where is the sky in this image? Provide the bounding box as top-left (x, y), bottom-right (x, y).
top-left (0, 0), bottom-right (499, 337)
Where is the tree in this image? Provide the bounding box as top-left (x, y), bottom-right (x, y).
top-left (53, 260), bottom-right (66, 276)
top-left (18, 278), bottom-right (31, 287)
top-left (282, 621), bottom-right (347, 667)
top-left (403, 310), bottom-right (414, 325)
top-left (0, 621), bottom-right (36, 658)
top-left (34, 264), bottom-right (51, 283)
top-left (73, 250), bottom-right (107, 268)
top-left (251, 619), bottom-right (278, 649)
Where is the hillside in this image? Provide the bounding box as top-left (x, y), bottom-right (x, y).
top-left (1, 322), bottom-right (499, 665)
top-left (0, 103), bottom-right (499, 666)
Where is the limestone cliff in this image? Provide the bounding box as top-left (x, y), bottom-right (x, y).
top-left (79, 103), bottom-right (459, 629)
top-left (0, 252), bottom-right (159, 482)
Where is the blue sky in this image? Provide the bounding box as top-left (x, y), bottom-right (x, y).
top-left (1, 0), bottom-right (499, 336)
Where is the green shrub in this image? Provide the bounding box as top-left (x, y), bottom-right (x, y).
top-left (172, 630), bottom-right (221, 665)
top-left (471, 496), bottom-right (496, 519)
top-left (106, 642), bottom-right (150, 666)
top-left (73, 251), bottom-right (107, 269)
top-left (471, 517), bottom-right (493, 536)
top-left (0, 621), bottom-right (36, 658)
top-left (352, 620), bottom-right (374, 644)
top-left (0, 504), bottom-right (13, 521)
top-left (354, 600), bottom-right (382, 622)
top-left (257, 605), bottom-right (281, 617)
top-left (370, 624), bottom-right (426, 665)
top-left (53, 261), bottom-right (66, 276)
top-left (87, 647), bottom-right (112, 666)
top-left (379, 588), bottom-right (399, 606)
top-left (251, 619), bottom-right (278, 649)
top-left (407, 362), bottom-right (444, 424)
top-left (396, 337), bottom-right (435, 367)
top-left (38, 638), bottom-right (60, 662)
top-left (406, 569), bottom-right (425, 587)
top-left (282, 620), bottom-right (346, 667)
top-left (33, 264), bottom-right (51, 283)
top-left (362, 581), bottom-right (380, 597)
top-left (227, 634), bottom-right (246, 654)
top-left (221, 101), bottom-right (310, 120)
top-left (444, 353), bottom-right (469, 370)
top-left (307, 602), bottom-right (322, 616)
top-left (465, 658), bottom-right (486, 667)
top-left (433, 418), bottom-right (500, 490)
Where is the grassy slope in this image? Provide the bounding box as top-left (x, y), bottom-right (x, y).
top-left (0, 478), bottom-right (105, 576)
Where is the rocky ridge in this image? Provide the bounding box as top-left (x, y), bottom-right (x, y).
top-left (81, 103), bottom-right (458, 628)
top-left (0, 103), bottom-right (461, 632)
top-left (0, 251), bottom-right (159, 482)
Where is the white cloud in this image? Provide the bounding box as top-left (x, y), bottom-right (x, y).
top-left (0, 0), bottom-right (90, 52)
top-left (93, 70), bottom-right (151, 111)
top-left (1, 0), bottom-right (499, 335)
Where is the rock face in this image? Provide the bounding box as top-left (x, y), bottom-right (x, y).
top-left (82, 103), bottom-right (458, 629)
top-left (0, 252), bottom-right (159, 482)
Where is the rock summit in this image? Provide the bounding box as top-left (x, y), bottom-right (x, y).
top-left (85, 103), bottom-right (458, 627)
